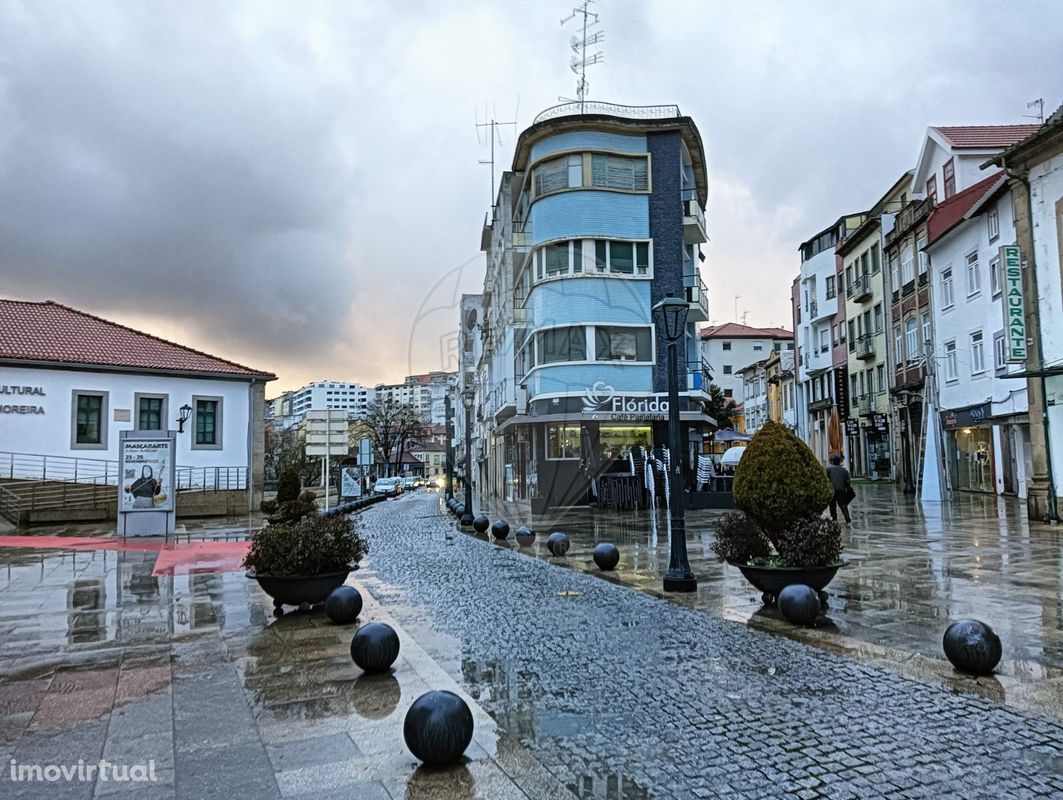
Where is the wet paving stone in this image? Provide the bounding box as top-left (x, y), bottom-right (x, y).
top-left (356, 492), bottom-right (1063, 799)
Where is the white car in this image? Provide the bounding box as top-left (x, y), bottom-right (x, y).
top-left (373, 478), bottom-right (400, 497)
top-left (401, 476), bottom-right (418, 491)
top-left (721, 446), bottom-right (747, 473)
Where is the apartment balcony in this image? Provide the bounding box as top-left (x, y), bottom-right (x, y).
top-left (809, 298), bottom-right (835, 323)
top-left (809, 299), bottom-right (818, 319)
top-left (808, 397), bottom-right (834, 412)
top-left (682, 197), bottom-right (708, 244)
top-left (684, 275), bottom-right (710, 323)
top-left (686, 359), bottom-right (712, 393)
top-left (847, 273), bottom-right (872, 303)
top-left (856, 394), bottom-right (875, 416)
top-left (855, 334), bottom-right (875, 360)
top-left (512, 221), bottom-right (532, 253)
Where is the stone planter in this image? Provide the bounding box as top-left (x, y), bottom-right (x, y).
top-left (248, 568), bottom-right (353, 616)
top-left (728, 561), bottom-right (843, 606)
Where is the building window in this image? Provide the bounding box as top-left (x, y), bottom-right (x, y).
top-left (994, 331), bottom-right (1007, 372)
top-left (989, 256), bottom-right (1001, 297)
top-left (889, 253), bottom-right (900, 292)
top-left (873, 303), bottom-right (883, 333)
top-left (917, 235), bottom-right (928, 275)
top-left (135, 394), bottom-right (167, 431)
top-left (965, 251), bottom-right (980, 296)
top-left (905, 317), bottom-right (919, 361)
top-left (753, 343), bottom-right (763, 351)
top-left (595, 326), bottom-right (652, 362)
top-left (723, 388), bottom-right (733, 398)
top-left (945, 340), bottom-right (958, 382)
top-left (921, 313), bottom-right (931, 354)
top-left (593, 239), bottom-right (651, 276)
top-left (970, 330), bottom-right (985, 374)
top-left (894, 326), bottom-right (903, 367)
top-left (943, 158), bottom-right (956, 199)
top-left (876, 364), bottom-right (886, 393)
top-left (941, 268), bottom-right (954, 308)
top-left (926, 175), bottom-right (938, 205)
top-left (722, 341), bottom-right (731, 351)
top-left (901, 244), bottom-right (914, 285)
top-left (825, 275), bottom-right (836, 299)
top-left (819, 328), bottom-right (829, 352)
top-left (72, 390), bottom-right (108, 449)
top-left (533, 155), bottom-right (579, 197)
top-left (590, 154), bottom-right (649, 191)
top-left (536, 326), bottom-right (587, 364)
top-left (723, 365), bottom-right (732, 375)
top-left (546, 424), bottom-right (581, 460)
top-left (192, 396), bottom-right (223, 449)
top-left (987, 207), bottom-right (1000, 242)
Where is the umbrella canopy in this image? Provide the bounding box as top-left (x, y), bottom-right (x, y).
top-left (827, 407), bottom-right (844, 459)
top-left (713, 428), bottom-right (752, 443)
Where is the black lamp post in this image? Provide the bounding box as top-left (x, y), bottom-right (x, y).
top-left (444, 393), bottom-right (454, 500)
top-left (176, 403), bottom-right (193, 433)
top-left (460, 387), bottom-right (475, 526)
top-left (897, 390), bottom-right (915, 494)
top-left (652, 293), bottom-right (697, 593)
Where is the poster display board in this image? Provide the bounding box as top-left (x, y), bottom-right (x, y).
top-left (120, 437), bottom-right (175, 512)
top-left (341, 467), bottom-right (363, 498)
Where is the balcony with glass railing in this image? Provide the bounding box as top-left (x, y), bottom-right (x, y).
top-left (847, 272), bottom-right (872, 302)
top-left (856, 334), bottom-right (875, 360)
top-left (684, 274), bottom-right (710, 323)
top-left (682, 191), bottom-right (708, 244)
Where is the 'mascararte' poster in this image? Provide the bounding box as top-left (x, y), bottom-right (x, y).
top-left (120, 439), bottom-right (175, 512)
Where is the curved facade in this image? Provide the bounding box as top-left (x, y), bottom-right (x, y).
top-left (475, 104), bottom-right (712, 511)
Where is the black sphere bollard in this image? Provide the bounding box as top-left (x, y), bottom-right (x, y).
top-left (324, 586), bottom-right (363, 624)
top-left (592, 542), bottom-right (620, 570)
top-left (546, 531), bottom-right (570, 557)
top-left (491, 520), bottom-right (510, 540)
top-left (455, 504), bottom-right (465, 518)
top-left (778, 584), bottom-right (820, 625)
top-left (403, 690), bottom-right (474, 766)
top-left (472, 515), bottom-right (490, 533)
top-left (943, 619), bottom-right (1002, 676)
top-left (515, 526), bottom-right (535, 547)
top-left (350, 622), bottom-right (400, 674)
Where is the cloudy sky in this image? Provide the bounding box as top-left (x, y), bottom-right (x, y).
top-left (2, 1), bottom-right (1061, 394)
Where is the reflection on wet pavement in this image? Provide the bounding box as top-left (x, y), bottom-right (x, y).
top-left (480, 483), bottom-right (1063, 695)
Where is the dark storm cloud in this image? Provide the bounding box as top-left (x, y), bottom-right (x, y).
top-left (0, 1), bottom-right (362, 361)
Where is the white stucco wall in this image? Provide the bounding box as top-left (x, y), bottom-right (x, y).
top-left (0, 365), bottom-right (255, 470)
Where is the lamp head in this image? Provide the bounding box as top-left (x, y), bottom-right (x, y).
top-left (651, 293), bottom-right (689, 342)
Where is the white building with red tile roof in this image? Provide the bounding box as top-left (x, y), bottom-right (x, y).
top-left (0, 299), bottom-right (276, 517)
top-left (699, 323), bottom-right (793, 401)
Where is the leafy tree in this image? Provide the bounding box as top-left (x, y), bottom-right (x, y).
top-left (706, 384), bottom-right (735, 429)
top-left (276, 466), bottom-right (301, 504)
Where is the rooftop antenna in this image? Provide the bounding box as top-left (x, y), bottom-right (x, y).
top-left (1025, 98), bottom-right (1045, 124)
top-left (475, 103), bottom-right (516, 208)
top-left (734, 295), bottom-right (740, 322)
top-left (561, 0), bottom-right (604, 112)
top-left (741, 310), bottom-right (750, 326)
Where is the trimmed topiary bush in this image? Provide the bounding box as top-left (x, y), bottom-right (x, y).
top-left (778, 516), bottom-right (843, 568)
top-left (244, 514), bottom-right (368, 577)
top-left (277, 467), bottom-right (301, 504)
top-left (733, 420), bottom-right (833, 537)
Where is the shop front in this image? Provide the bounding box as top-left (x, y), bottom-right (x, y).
top-left (943, 402), bottom-right (994, 494)
top-left (501, 392), bottom-right (715, 514)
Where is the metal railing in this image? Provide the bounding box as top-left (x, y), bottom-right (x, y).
top-left (0, 484), bottom-right (21, 524)
top-left (0, 480), bottom-right (116, 523)
top-left (684, 275), bottom-right (710, 319)
top-left (533, 101), bottom-right (681, 124)
top-left (174, 467), bottom-right (248, 492)
top-left (856, 335), bottom-right (875, 359)
top-left (847, 273), bottom-right (872, 301)
top-left (809, 300), bottom-right (819, 319)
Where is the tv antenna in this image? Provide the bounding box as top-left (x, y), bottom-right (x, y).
top-left (561, 0), bottom-right (604, 110)
top-left (1025, 98), bottom-right (1045, 124)
top-left (475, 103), bottom-right (517, 208)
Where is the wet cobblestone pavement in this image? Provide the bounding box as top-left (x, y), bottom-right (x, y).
top-left (358, 492), bottom-right (1063, 800)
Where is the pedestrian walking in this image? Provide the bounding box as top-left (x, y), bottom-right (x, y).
top-left (825, 455), bottom-right (853, 524)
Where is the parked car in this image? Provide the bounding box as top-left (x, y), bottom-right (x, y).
top-left (373, 478), bottom-right (400, 497)
top-left (401, 476), bottom-right (418, 491)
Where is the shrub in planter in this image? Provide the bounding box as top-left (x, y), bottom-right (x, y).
top-left (732, 420), bottom-right (833, 537)
top-left (711, 511), bottom-right (772, 564)
top-left (275, 499), bottom-right (316, 523)
top-left (778, 515), bottom-right (843, 568)
top-left (277, 468), bottom-right (301, 504)
top-left (244, 514), bottom-right (368, 577)
top-left (260, 499), bottom-right (279, 516)
top-left (298, 489), bottom-right (318, 504)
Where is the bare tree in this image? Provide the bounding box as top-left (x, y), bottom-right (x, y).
top-left (362, 399), bottom-right (427, 477)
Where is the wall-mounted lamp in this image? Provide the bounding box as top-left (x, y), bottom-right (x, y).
top-left (177, 404), bottom-right (193, 433)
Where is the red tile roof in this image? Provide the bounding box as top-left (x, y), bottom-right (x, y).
top-left (926, 173), bottom-right (1006, 245)
top-left (0, 299), bottom-right (275, 379)
top-left (700, 322), bottom-right (793, 340)
top-left (931, 125), bottom-right (1041, 150)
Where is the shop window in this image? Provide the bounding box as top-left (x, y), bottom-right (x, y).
top-left (595, 326), bottom-right (652, 362)
top-left (536, 326), bottom-right (587, 364)
top-left (598, 425), bottom-right (652, 461)
top-left (71, 390), bottom-right (108, 449)
top-left (546, 424), bottom-right (581, 460)
top-left (192, 396), bottom-right (223, 449)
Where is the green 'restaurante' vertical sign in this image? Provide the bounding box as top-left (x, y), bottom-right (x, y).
top-left (1001, 245), bottom-right (1027, 363)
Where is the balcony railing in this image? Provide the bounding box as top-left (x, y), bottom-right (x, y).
top-left (684, 274), bottom-right (710, 322)
top-left (809, 299), bottom-right (818, 318)
top-left (687, 359), bottom-right (711, 392)
top-left (533, 101), bottom-right (681, 124)
top-left (809, 397), bottom-right (834, 412)
top-left (847, 273), bottom-right (872, 302)
top-left (856, 394), bottom-right (875, 416)
top-left (682, 194), bottom-right (708, 244)
top-left (856, 335), bottom-right (875, 360)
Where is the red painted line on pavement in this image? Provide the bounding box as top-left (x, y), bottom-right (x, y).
top-left (0, 535), bottom-right (249, 575)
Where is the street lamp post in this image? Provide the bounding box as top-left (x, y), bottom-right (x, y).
top-left (652, 293), bottom-right (697, 593)
top-left (899, 391), bottom-right (915, 494)
top-left (460, 387), bottom-right (475, 526)
top-left (444, 393), bottom-right (454, 500)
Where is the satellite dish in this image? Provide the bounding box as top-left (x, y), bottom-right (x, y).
top-left (465, 309), bottom-right (478, 330)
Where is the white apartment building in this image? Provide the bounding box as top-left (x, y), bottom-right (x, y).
top-left (699, 323), bottom-right (793, 401)
top-left (269, 381), bottom-right (372, 428)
